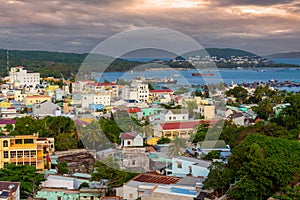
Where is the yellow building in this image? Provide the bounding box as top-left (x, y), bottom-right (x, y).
top-left (0, 101), bottom-right (12, 108)
top-left (24, 95), bottom-right (51, 107)
top-left (0, 135), bottom-right (54, 171)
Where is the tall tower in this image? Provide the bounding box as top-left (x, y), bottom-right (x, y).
top-left (6, 49), bottom-right (9, 73)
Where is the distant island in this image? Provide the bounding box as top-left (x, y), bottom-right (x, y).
top-left (267, 51), bottom-right (300, 58)
top-left (0, 48), bottom-right (299, 79)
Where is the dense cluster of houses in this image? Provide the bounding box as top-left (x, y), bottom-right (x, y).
top-left (0, 66), bottom-right (287, 200)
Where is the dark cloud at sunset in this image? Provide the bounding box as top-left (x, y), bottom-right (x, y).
top-left (0, 0), bottom-right (299, 55)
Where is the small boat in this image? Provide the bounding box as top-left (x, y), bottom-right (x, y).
top-left (192, 73), bottom-right (214, 76)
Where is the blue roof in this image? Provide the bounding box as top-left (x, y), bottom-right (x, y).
top-left (170, 187), bottom-right (197, 195)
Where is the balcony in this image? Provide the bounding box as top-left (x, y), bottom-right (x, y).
top-left (10, 144), bottom-right (37, 149)
top-left (10, 157), bottom-right (37, 162)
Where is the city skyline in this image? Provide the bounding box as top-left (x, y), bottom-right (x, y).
top-left (0, 0), bottom-right (299, 55)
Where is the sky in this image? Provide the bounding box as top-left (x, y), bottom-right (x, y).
top-left (0, 0), bottom-right (300, 56)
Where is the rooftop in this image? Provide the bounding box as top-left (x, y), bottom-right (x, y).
top-left (132, 173), bottom-right (181, 184)
top-left (120, 132), bottom-right (139, 140)
top-left (160, 120), bottom-right (217, 130)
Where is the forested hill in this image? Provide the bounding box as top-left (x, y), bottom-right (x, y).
top-left (267, 51), bottom-right (300, 58)
top-left (184, 48), bottom-right (257, 59)
top-left (0, 48), bottom-right (260, 78)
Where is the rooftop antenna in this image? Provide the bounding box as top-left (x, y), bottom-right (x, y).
top-left (6, 30), bottom-right (10, 74)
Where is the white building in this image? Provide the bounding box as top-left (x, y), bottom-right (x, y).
top-left (8, 66), bottom-right (40, 87)
top-left (81, 92), bottom-right (111, 109)
top-left (120, 132), bottom-right (143, 147)
top-left (166, 156), bottom-right (211, 178)
top-left (160, 109), bottom-right (189, 121)
top-left (121, 80), bottom-right (149, 103)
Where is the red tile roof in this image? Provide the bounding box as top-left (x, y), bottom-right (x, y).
top-left (88, 82), bottom-right (116, 87)
top-left (127, 107), bottom-right (142, 113)
top-left (149, 89), bottom-right (173, 93)
top-left (160, 120), bottom-right (218, 130)
top-left (0, 181), bottom-right (20, 193)
top-left (26, 95), bottom-right (50, 98)
top-left (120, 132), bottom-right (138, 140)
top-left (145, 146), bottom-right (157, 153)
top-left (0, 119), bottom-right (16, 125)
top-left (132, 174), bottom-right (181, 184)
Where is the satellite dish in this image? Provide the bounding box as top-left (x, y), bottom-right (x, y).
top-left (8, 184), bottom-right (15, 190)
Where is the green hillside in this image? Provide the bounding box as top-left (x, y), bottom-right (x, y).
top-left (0, 48), bottom-right (261, 78)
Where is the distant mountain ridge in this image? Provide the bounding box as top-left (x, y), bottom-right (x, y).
top-left (267, 52), bottom-right (300, 58)
top-left (0, 48), bottom-right (282, 78)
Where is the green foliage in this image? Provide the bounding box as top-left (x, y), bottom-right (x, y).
top-left (161, 104), bottom-right (182, 109)
top-left (91, 158), bottom-right (136, 187)
top-left (203, 162), bottom-right (234, 197)
top-left (168, 136), bottom-right (187, 158)
top-left (185, 100), bottom-right (197, 119)
top-left (57, 161), bottom-right (68, 174)
top-left (157, 137), bottom-right (171, 144)
top-left (174, 87), bottom-right (189, 95)
top-left (0, 164), bottom-right (45, 199)
top-left (79, 182), bottom-right (90, 189)
top-left (203, 151), bottom-right (220, 161)
top-left (98, 118), bottom-right (122, 144)
top-left (227, 134), bottom-right (300, 199)
top-left (11, 116), bottom-right (78, 151)
top-left (226, 86), bottom-right (248, 103)
top-left (274, 92), bottom-right (300, 129)
top-left (190, 123), bottom-right (209, 143)
top-left (77, 120), bottom-right (113, 151)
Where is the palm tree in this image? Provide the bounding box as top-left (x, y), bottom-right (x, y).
top-left (168, 136), bottom-right (187, 158)
top-left (83, 120), bottom-right (102, 150)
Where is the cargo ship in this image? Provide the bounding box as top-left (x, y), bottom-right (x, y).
top-left (192, 73), bottom-right (214, 76)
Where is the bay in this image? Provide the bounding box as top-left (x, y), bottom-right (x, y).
top-left (98, 68), bottom-right (300, 92)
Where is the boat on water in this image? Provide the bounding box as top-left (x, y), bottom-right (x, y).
top-left (192, 73), bottom-right (214, 76)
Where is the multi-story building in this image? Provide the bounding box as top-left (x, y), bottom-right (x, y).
top-left (121, 81), bottom-right (149, 103)
top-left (194, 104), bottom-right (215, 119)
top-left (0, 135), bottom-right (54, 171)
top-left (24, 95), bottom-right (51, 108)
top-left (8, 66), bottom-right (40, 87)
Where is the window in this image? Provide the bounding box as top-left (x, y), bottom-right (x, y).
top-left (30, 151), bottom-right (36, 157)
top-left (10, 151), bottom-right (16, 158)
top-left (177, 161), bottom-right (182, 169)
top-left (132, 160), bottom-right (136, 166)
top-left (17, 151), bottom-right (23, 158)
top-left (127, 141), bottom-right (131, 145)
top-left (3, 151), bottom-right (8, 158)
top-left (24, 139), bottom-right (34, 144)
top-left (129, 194), bottom-right (133, 198)
top-left (15, 139), bottom-right (22, 144)
top-left (3, 140), bottom-right (8, 147)
top-left (24, 151), bottom-right (29, 157)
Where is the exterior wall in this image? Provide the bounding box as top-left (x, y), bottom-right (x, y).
top-left (13, 90), bottom-right (27, 102)
top-left (171, 158), bottom-right (210, 177)
top-left (160, 111), bottom-right (188, 121)
top-left (123, 185), bottom-right (138, 200)
top-left (196, 105), bottom-right (215, 119)
top-left (142, 192), bottom-right (194, 200)
top-left (32, 101), bottom-right (60, 117)
top-left (9, 67), bottom-right (40, 87)
top-left (122, 136), bottom-right (143, 147)
top-left (233, 116), bottom-right (245, 126)
top-left (0, 108), bottom-right (17, 119)
top-left (121, 148), bottom-right (149, 171)
top-left (0, 102), bottom-right (12, 108)
top-left (0, 135), bottom-right (45, 170)
top-left (24, 95), bottom-right (51, 107)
